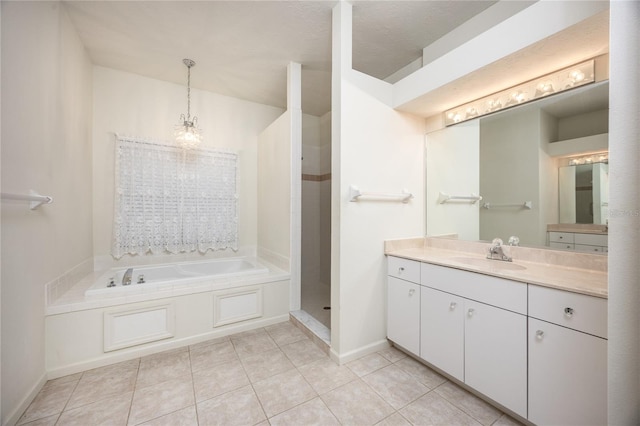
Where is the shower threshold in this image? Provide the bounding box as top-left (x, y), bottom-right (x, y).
top-left (290, 310), bottom-right (330, 354)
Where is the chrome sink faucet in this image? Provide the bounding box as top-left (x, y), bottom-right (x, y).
top-left (122, 268), bottom-right (134, 286)
top-left (487, 238), bottom-right (513, 262)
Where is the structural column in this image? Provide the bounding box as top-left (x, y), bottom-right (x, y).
top-left (608, 1), bottom-right (640, 424)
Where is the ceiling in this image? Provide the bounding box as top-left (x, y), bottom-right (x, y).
top-left (62, 1), bottom-right (609, 118)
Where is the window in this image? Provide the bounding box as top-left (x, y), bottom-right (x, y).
top-left (112, 136), bottom-right (238, 258)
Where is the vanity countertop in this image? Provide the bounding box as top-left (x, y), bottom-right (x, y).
top-left (385, 238), bottom-right (607, 299)
top-left (547, 223), bottom-right (608, 235)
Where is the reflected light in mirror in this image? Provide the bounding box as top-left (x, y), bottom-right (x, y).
top-left (565, 151), bottom-right (609, 166)
top-left (444, 59), bottom-right (595, 126)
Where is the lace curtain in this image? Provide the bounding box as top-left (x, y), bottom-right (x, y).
top-left (112, 136), bottom-right (238, 259)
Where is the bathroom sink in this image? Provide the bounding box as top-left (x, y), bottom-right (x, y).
top-left (450, 257), bottom-right (527, 271)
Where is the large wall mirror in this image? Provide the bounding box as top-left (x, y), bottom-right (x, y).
top-left (425, 80), bottom-right (609, 251)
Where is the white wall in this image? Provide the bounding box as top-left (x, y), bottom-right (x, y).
top-left (92, 67), bottom-right (284, 264)
top-left (425, 121), bottom-right (480, 240)
top-left (334, 74), bottom-right (425, 361)
top-left (331, 0), bottom-right (425, 362)
top-left (557, 109), bottom-right (608, 141)
top-left (0, 2), bottom-right (93, 423)
top-left (257, 111), bottom-right (292, 271)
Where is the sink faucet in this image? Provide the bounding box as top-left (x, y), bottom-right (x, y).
top-left (487, 238), bottom-right (513, 262)
top-left (122, 268), bottom-right (133, 285)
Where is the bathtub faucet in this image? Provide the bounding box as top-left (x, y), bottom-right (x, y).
top-left (122, 268), bottom-right (133, 286)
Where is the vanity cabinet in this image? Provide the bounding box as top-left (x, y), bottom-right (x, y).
top-left (387, 257), bottom-right (421, 355)
top-left (548, 231), bottom-right (608, 253)
top-left (548, 231), bottom-right (575, 250)
top-left (528, 286), bottom-right (607, 426)
top-left (386, 255), bottom-right (607, 424)
top-left (420, 263), bottom-right (527, 418)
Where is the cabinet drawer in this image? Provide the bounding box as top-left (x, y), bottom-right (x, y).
top-left (574, 233), bottom-right (608, 247)
top-left (574, 244), bottom-right (606, 253)
top-left (421, 263), bottom-right (526, 314)
top-left (549, 242), bottom-right (575, 250)
top-left (529, 285), bottom-right (607, 338)
top-left (388, 256), bottom-right (420, 283)
top-left (548, 232), bottom-right (575, 244)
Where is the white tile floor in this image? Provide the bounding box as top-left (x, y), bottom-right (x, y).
top-left (17, 321), bottom-right (524, 426)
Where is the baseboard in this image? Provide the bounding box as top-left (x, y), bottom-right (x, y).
top-left (46, 314), bottom-right (290, 379)
top-left (3, 371), bottom-right (48, 426)
top-left (329, 338), bottom-right (390, 365)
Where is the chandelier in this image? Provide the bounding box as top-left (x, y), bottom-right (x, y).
top-left (175, 58), bottom-right (202, 149)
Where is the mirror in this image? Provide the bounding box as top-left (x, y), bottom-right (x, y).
top-left (425, 81), bottom-right (609, 250)
top-left (559, 163), bottom-right (609, 224)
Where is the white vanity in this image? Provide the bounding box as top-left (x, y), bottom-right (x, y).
top-left (385, 237), bottom-right (607, 426)
top-left (547, 224), bottom-right (608, 253)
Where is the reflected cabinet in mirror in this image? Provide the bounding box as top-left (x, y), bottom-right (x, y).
top-left (425, 81), bottom-right (608, 253)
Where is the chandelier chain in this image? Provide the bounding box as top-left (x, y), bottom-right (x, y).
top-left (187, 63), bottom-right (191, 121)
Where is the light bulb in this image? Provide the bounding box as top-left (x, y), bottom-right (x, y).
top-left (570, 70), bottom-right (585, 83)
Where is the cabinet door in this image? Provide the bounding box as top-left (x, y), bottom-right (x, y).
top-left (529, 318), bottom-right (607, 426)
top-left (465, 301), bottom-right (527, 418)
top-left (420, 287), bottom-right (464, 381)
top-left (387, 277), bottom-right (420, 355)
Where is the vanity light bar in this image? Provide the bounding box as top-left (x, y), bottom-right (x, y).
top-left (444, 59), bottom-right (595, 126)
top-left (566, 151), bottom-right (608, 166)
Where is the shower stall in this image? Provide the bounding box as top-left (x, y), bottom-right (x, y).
top-left (301, 112), bottom-right (332, 329)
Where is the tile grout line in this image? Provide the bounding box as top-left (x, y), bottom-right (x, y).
top-left (232, 329), bottom-right (270, 424)
top-left (188, 346), bottom-right (201, 426)
top-left (52, 369), bottom-right (84, 424)
top-left (256, 329), bottom-right (317, 421)
top-left (124, 358), bottom-right (140, 426)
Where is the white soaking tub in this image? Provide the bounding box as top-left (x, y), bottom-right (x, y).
top-left (86, 257), bottom-right (269, 298)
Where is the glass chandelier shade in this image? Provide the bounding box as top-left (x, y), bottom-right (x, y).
top-left (175, 59), bottom-right (202, 149)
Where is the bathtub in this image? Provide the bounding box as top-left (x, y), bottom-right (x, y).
top-left (86, 257), bottom-right (269, 298)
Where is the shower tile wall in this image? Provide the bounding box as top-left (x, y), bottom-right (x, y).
top-left (301, 113), bottom-right (331, 329)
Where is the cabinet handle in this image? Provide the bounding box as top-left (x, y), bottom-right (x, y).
top-left (559, 236), bottom-right (563, 240)
top-left (467, 308), bottom-right (475, 317)
top-left (449, 302), bottom-right (457, 310)
top-left (564, 307), bottom-right (574, 318)
top-left (408, 288), bottom-right (415, 297)
top-left (536, 330), bottom-right (545, 340)
top-left (398, 267), bottom-right (405, 274)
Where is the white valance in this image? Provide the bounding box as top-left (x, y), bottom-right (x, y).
top-left (112, 136), bottom-right (238, 259)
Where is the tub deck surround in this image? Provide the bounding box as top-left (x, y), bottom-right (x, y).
top-left (384, 237), bottom-right (607, 298)
top-left (46, 257), bottom-right (290, 316)
top-left (45, 256), bottom-right (292, 377)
